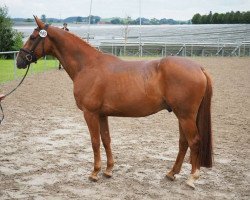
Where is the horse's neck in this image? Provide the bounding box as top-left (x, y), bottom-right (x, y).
top-left (50, 28), bottom-right (100, 80)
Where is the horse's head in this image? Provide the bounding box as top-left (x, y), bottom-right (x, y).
top-left (16, 16), bottom-right (51, 69)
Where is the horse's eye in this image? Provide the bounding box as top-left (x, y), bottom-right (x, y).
top-left (30, 35), bottom-right (36, 40)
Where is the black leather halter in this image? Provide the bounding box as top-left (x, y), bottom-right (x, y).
top-left (20, 24), bottom-right (49, 65)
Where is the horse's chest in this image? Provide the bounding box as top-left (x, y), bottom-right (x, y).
top-left (73, 77), bottom-right (104, 112)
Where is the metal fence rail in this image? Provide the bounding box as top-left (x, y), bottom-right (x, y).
top-left (98, 41), bottom-right (250, 57)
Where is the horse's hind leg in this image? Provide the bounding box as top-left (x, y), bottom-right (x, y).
top-left (178, 117), bottom-right (201, 189)
top-left (99, 116), bottom-right (114, 178)
top-left (166, 122), bottom-right (188, 180)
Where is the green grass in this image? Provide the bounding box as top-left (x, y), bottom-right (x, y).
top-left (0, 59), bottom-right (59, 83)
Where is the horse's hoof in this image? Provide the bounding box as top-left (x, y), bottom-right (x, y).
top-left (193, 170), bottom-right (200, 180)
top-left (89, 175), bottom-right (99, 182)
top-left (186, 179), bottom-right (195, 189)
top-left (103, 171), bottom-right (112, 178)
top-left (166, 173), bottom-right (176, 181)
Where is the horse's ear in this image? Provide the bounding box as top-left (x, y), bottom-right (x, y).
top-left (33, 15), bottom-right (45, 29)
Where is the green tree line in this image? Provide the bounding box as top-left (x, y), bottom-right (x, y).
top-left (110, 17), bottom-right (189, 25)
top-left (192, 11), bottom-right (250, 24)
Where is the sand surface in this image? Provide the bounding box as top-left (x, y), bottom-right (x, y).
top-left (0, 57), bottom-right (249, 199)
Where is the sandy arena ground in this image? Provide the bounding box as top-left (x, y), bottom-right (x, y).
top-left (0, 57), bottom-right (249, 199)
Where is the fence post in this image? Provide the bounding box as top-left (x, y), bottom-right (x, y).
top-left (202, 46), bottom-right (205, 57)
top-left (112, 41), bottom-right (114, 55)
top-left (165, 43), bottom-right (167, 57)
top-left (44, 56), bottom-right (47, 72)
top-left (139, 44), bottom-right (143, 57)
top-left (243, 43), bottom-right (246, 56)
top-left (13, 52), bottom-right (17, 79)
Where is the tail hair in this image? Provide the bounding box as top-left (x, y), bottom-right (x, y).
top-left (197, 68), bottom-right (213, 168)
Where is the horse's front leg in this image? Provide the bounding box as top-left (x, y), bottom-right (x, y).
top-left (99, 116), bottom-right (114, 178)
top-left (84, 111), bottom-right (101, 181)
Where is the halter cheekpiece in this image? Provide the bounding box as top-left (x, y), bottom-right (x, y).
top-left (20, 24), bottom-right (49, 64)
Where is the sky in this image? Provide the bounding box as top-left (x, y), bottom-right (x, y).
top-left (1, 0), bottom-right (250, 20)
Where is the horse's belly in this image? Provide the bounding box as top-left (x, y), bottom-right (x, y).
top-left (101, 97), bottom-right (165, 117)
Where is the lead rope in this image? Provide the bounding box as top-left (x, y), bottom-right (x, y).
top-left (0, 64), bottom-right (30, 125)
top-left (0, 103), bottom-right (4, 125)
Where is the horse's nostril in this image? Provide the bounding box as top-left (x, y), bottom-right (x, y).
top-left (16, 58), bottom-right (27, 69)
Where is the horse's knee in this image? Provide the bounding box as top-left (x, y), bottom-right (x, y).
top-left (91, 138), bottom-right (100, 149)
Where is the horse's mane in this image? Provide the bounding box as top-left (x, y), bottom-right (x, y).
top-left (52, 25), bottom-right (101, 53)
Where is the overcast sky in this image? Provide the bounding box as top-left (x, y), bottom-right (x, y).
top-left (1, 0), bottom-right (250, 20)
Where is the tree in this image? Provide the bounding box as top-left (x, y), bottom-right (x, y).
top-left (217, 13), bottom-right (225, 23)
top-left (141, 17), bottom-right (150, 25)
top-left (12, 31), bottom-right (23, 50)
top-left (228, 11), bottom-right (235, 23)
top-left (207, 11), bottom-right (213, 23)
top-left (192, 11), bottom-right (250, 24)
top-left (132, 18), bottom-right (140, 25)
top-left (0, 6), bottom-right (23, 55)
top-left (76, 16), bottom-right (82, 23)
top-left (111, 18), bottom-right (121, 24)
top-left (93, 16), bottom-right (101, 24)
top-left (192, 13), bottom-right (201, 24)
top-left (211, 13), bottom-right (219, 24)
top-left (25, 18), bottom-right (33, 22)
top-left (150, 18), bottom-right (160, 25)
top-left (200, 15), bottom-right (208, 24)
top-left (41, 14), bottom-right (46, 23)
top-left (233, 11), bottom-right (241, 23)
top-left (242, 11), bottom-right (250, 23)
top-left (122, 16), bottom-right (132, 56)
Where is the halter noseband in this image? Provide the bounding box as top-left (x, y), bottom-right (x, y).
top-left (20, 24), bottom-right (49, 64)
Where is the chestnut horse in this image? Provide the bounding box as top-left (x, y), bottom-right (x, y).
top-left (16, 17), bottom-right (213, 189)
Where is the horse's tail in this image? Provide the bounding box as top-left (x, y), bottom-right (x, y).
top-left (197, 68), bottom-right (213, 168)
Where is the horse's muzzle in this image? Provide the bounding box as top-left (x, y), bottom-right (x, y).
top-left (16, 52), bottom-right (30, 69)
top-left (16, 58), bottom-right (28, 69)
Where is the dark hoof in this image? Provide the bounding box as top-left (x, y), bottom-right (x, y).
top-left (89, 175), bottom-right (99, 182)
top-left (103, 171), bottom-right (112, 178)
